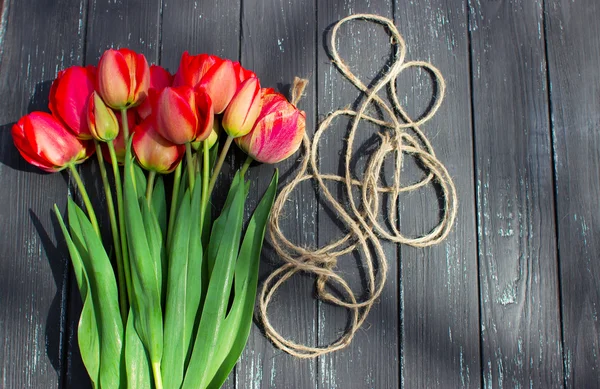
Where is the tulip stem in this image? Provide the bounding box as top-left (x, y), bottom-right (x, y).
top-left (241, 155), bottom-right (253, 177)
top-left (200, 140), bottom-right (210, 223)
top-left (95, 141), bottom-right (128, 322)
top-left (107, 141), bottom-right (133, 305)
top-left (206, 135), bottom-right (234, 200)
top-left (152, 362), bottom-right (163, 389)
top-left (185, 143), bottom-right (195, 192)
top-left (68, 164), bottom-right (101, 238)
top-left (146, 171), bottom-right (156, 207)
top-left (167, 162), bottom-right (182, 250)
top-left (120, 108), bottom-right (130, 142)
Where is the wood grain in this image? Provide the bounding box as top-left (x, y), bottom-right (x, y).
top-left (469, 0), bottom-right (563, 387)
top-left (394, 0), bottom-right (481, 387)
top-left (238, 0), bottom-right (318, 388)
top-left (545, 0), bottom-right (600, 387)
top-left (316, 1), bottom-right (399, 388)
top-left (0, 0), bottom-right (87, 387)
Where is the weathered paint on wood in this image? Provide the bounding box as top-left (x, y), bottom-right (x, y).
top-left (237, 0), bottom-right (319, 388)
top-left (469, 0), bottom-right (564, 387)
top-left (0, 0), bottom-right (87, 387)
top-left (545, 0), bottom-right (600, 387)
top-left (394, 0), bottom-right (481, 388)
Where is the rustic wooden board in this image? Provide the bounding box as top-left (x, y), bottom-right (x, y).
top-left (63, 0), bottom-right (162, 387)
top-left (237, 1), bottom-right (319, 388)
top-left (316, 1), bottom-right (400, 388)
top-left (160, 0), bottom-right (241, 387)
top-left (394, 0), bottom-right (481, 387)
top-left (469, 0), bottom-right (564, 387)
top-left (545, 0), bottom-right (600, 387)
top-left (0, 0), bottom-right (87, 387)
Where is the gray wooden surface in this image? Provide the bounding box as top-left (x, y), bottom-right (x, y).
top-left (0, 0), bottom-right (598, 388)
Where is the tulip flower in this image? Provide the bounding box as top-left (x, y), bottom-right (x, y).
top-left (173, 52), bottom-right (220, 88)
top-left (133, 117), bottom-right (185, 174)
top-left (155, 86), bottom-right (199, 145)
top-left (195, 90), bottom-right (214, 142)
top-left (192, 117), bottom-right (220, 151)
top-left (12, 112), bottom-right (94, 172)
top-left (102, 109), bottom-right (137, 164)
top-left (222, 77), bottom-right (262, 138)
top-left (48, 65), bottom-right (96, 139)
top-left (97, 48), bottom-right (150, 109)
top-left (87, 92), bottom-right (119, 142)
top-left (233, 61), bottom-right (256, 84)
top-left (137, 65), bottom-right (173, 121)
top-left (236, 88), bottom-right (305, 164)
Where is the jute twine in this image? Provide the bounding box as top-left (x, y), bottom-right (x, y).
top-left (258, 13), bottom-right (458, 358)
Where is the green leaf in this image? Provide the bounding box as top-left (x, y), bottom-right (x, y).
top-left (54, 205), bottom-right (100, 388)
top-left (124, 142), bottom-right (163, 365)
top-left (206, 170), bottom-right (278, 388)
top-left (125, 309), bottom-right (153, 389)
top-left (181, 172), bottom-right (247, 389)
top-left (151, 175), bottom-right (167, 243)
top-left (72, 201), bottom-right (124, 388)
top-left (133, 162), bottom-right (147, 195)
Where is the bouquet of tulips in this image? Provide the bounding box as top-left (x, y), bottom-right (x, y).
top-left (11, 48), bottom-right (305, 389)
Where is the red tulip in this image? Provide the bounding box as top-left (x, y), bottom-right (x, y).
top-left (97, 48), bottom-right (150, 109)
top-left (48, 65), bottom-right (96, 139)
top-left (195, 90), bottom-right (214, 142)
top-left (133, 117), bottom-right (185, 174)
top-left (196, 59), bottom-right (236, 114)
top-left (136, 65), bottom-right (173, 120)
top-left (233, 61), bottom-right (256, 84)
top-left (173, 52), bottom-right (220, 88)
top-left (155, 86), bottom-right (198, 144)
top-left (222, 77), bottom-right (262, 137)
top-left (235, 89), bottom-right (305, 164)
top-left (101, 109), bottom-right (137, 164)
top-left (12, 112), bottom-right (94, 172)
top-left (87, 92), bottom-right (119, 142)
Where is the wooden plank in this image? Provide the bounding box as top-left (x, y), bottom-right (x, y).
top-left (316, 2), bottom-right (400, 388)
top-left (160, 0), bottom-right (240, 387)
top-left (394, 1), bottom-right (480, 387)
top-left (237, 1), bottom-right (318, 388)
top-left (63, 0), bottom-right (162, 387)
top-left (469, 0), bottom-right (564, 387)
top-left (0, 0), bottom-right (87, 387)
top-left (545, 0), bottom-right (600, 387)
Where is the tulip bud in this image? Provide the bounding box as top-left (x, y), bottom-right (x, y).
top-left (235, 89), bottom-right (305, 164)
top-left (48, 65), bottom-right (96, 139)
top-left (222, 77), bottom-right (261, 138)
top-left (133, 117), bottom-right (185, 174)
top-left (232, 61), bottom-right (256, 84)
top-left (155, 86), bottom-right (199, 144)
top-left (97, 48), bottom-right (150, 109)
top-left (12, 112), bottom-right (94, 172)
top-left (195, 90), bottom-right (214, 142)
top-left (136, 65), bottom-right (173, 120)
top-left (87, 92), bottom-right (119, 142)
top-left (196, 59), bottom-right (237, 114)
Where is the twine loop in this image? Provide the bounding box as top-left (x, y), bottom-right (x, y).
top-left (259, 13), bottom-right (458, 358)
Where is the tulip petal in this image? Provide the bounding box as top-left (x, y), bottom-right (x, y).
top-left (98, 50), bottom-right (132, 109)
top-left (197, 60), bottom-right (236, 114)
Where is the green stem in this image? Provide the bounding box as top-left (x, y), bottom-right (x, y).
top-left (68, 164), bottom-right (101, 237)
top-left (200, 140), bottom-right (210, 223)
top-left (152, 362), bottom-right (163, 389)
top-left (167, 162), bottom-right (182, 249)
top-left (185, 143), bottom-right (195, 192)
top-left (94, 141), bottom-right (127, 322)
top-left (240, 155), bottom-right (253, 177)
top-left (206, 135), bottom-right (234, 200)
top-left (146, 171), bottom-right (156, 208)
top-left (107, 141), bottom-right (133, 305)
top-left (120, 108), bottom-right (130, 142)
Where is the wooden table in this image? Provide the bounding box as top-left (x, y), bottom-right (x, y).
top-left (0, 0), bottom-right (598, 388)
